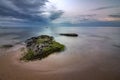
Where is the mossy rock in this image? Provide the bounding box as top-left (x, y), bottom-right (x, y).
top-left (21, 35), bottom-right (65, 61)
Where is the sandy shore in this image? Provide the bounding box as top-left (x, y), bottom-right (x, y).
top-left (0, 45), bottom-right (120, 80)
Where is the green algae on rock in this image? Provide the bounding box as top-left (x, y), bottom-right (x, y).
top-left (21, 35), bottom-right (65, 61)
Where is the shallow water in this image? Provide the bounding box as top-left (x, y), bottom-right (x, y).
top-left (39, 27), bottom-right (120, 72)
top-left (0, 26), bottom-right (120, 79)
top-left (36, 27), bottom-right (120, 80)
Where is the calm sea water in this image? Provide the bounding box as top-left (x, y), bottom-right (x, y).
top-left (0, 26), bottom-right (120, 46)
top-left (0, 26), bottom-right (120, 79)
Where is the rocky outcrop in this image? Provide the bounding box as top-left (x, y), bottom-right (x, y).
top-left (21, 35), bottom-right (65, 60)
top-left (59, 33), bottom-right (78, 37)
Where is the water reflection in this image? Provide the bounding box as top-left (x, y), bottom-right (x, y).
top-left (0, 26), bottom-right (120, 78)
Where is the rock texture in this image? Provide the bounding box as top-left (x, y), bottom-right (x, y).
top-left (22, 35), bottom-right (65, 60)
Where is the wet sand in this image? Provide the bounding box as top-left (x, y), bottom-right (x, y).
top-left (0, 27), bottom-right (120, 80)
top-left (0, 45), bottom-right (120, 80)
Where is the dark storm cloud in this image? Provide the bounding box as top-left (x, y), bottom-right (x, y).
top-left (0, 0), bottom-right (63, 24)
top-left (49, 10), bottom-right (64, 20)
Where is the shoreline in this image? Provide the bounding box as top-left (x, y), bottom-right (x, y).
top-left (0, 44), bottom-right (120, 80)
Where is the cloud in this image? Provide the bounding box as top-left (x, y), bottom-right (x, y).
top-left (49, 10), bottom-right (64, 20)
top-left (92, 5), bottom-right (119, 11)
top-left (78, 14), bottom-right (96, 17)
top-left (53, 14), bottom-right (97, 24)
top-left (0, 0), bottom-right (64, 25)
top-left (55, 14), bottom-right (120, 27)
top-left (109, 14), bottom-right (120, 18)
top-left (57, 20), bottom-right (120, 27)
top-left (76, 14), bottom-right (96, 22)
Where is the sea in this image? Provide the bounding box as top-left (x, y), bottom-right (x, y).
top-left (0, 26), bottom-right (120, 79)
top-left (0, 26), bottom-right (120, 46)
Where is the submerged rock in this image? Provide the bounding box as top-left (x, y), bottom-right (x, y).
top-left (21, 35), bottom-right (65, 61)
top-left (59, 33), bottom-right (78, 37)
top-left (0, 44), bottom-right (13, 48)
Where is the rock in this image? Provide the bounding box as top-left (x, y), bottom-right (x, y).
top-left (21, 35), bottom-right (65, 61)
top-left (59, 33), bottom-right (78, 37)
top-left (0, 44), bottom-right (13, 48)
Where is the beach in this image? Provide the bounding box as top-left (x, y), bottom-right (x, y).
top-left (0, 0), bottom-right (120, 79)
top-left (0, 27), bottom-right (120, 80)
top-left (0, 44), bottom-right (120, 80)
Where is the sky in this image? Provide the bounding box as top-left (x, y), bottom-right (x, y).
top-left (0, 0), bottom-right (120, 26)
